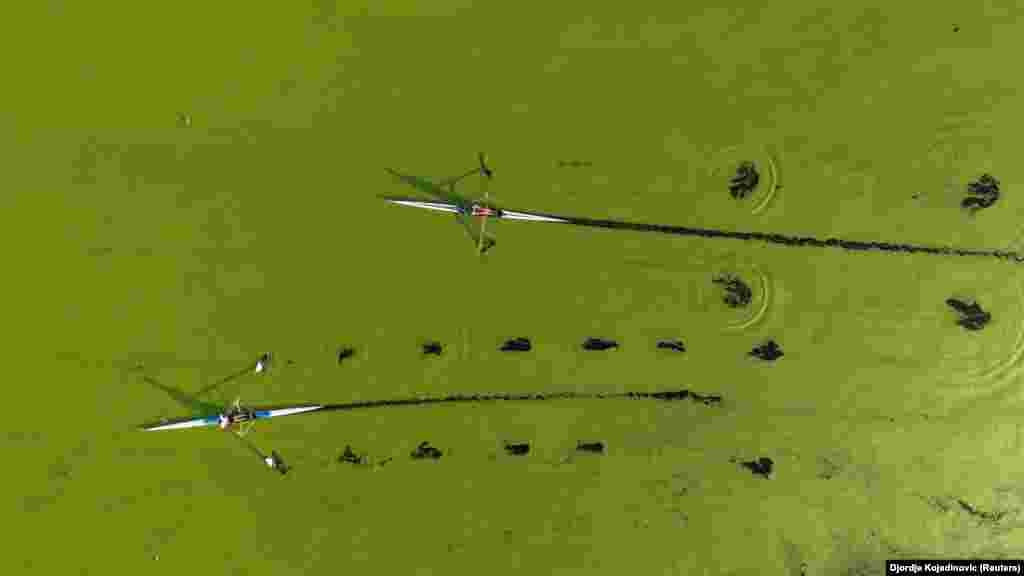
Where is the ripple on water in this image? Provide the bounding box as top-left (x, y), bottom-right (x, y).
top-left (699, 143), bottom-right (780, 215)
top-left (935, 286), bottom-right (1024, 398)
top-left (620, 251), bottom-right (773, 333)
top-left (917, 110), bottom-right (998, 208)
top-left (926, 111), bottom-right (996, 167)
top-left (698, 254), bottom-right (773, 333)
top-left (903, 267), bottom-right (1024, 403)
top-left (798, 253), bottom-right (1021, 406)
top-left (934, 237), bottom-right (1024, 401)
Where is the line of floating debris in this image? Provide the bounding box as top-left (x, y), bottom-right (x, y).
top-left (332, 338), bottom-right (784, 361)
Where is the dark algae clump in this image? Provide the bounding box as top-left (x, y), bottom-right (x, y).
top-left (503, 442), bottom-right (530, 456)
top-left (656, 339), bottom-right (686, 352)
top-left (422, 341), bottom-right (443, 356)
top-left (582, 337), bottom-right (618, 351)
top-left (713, 274), bottom-right (753, 308)
top-left (338, 445), bottom-right (364, 465)
top-left (411, 441), bottom-right (443, 460)
top-left (729, 161), bottom-right (760, 199)
top-left (557, 160), bottom-right (593, 168)
top-left (500, 337), bottom-right (532, 352)
top-left (576, 441), bottom-right (605, 454)
top-left (961, 173), bottom-right (1000, 211)
top-left (955, 499), bottom-right (1007, 523)
top-left (740, 457), bottom-right (773, 478)
top-left (946, 298), bottom-right (991, 331)
top-left (750, 340), bottom-right (783, 361)
top-left (337, 347), bottom-right (355, 363)
top-left (685, 391), bottom-right (722, 406)
top-left (630, 389), bottom-right (722, 405)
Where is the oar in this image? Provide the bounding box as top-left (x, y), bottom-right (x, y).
top-left (476, 152), bottom-right (494, 255)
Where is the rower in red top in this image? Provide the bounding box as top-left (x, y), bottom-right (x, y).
top-left (217, 399), bottom-right (251, 432)
top-left (383, 153), bottom-right (497, 255)
top-left (470, 204), bottom-right (499, 218)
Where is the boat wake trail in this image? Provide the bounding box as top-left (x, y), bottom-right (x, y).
top-left (318, 388), bottom-right (722, 413)
top-left (551, 214), bottom-right (1024, 263)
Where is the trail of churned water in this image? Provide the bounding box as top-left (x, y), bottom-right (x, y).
top-left (553, 214), bottom-right (1024, 263)
top-left (318, 388), bottom-right (723, 413)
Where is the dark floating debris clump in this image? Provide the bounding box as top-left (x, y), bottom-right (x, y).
top-left (656, 339), bottom-right (686, 352)
top-left (339, 445), bottom-right (364, 465)
top-left (956, 499), bottom-right (1006, 523)
top-left (644, 390), bottom-right (722, 405)
top-left (750, 340), bottom-right (784, 361)
top-left (582, 337), bottom-right (618, 351)
top-left (729, 161), bottom-right (761, 199)
top-left (946, 298), bottom-right (992, 331)
top-left (500, 337), bottom-right (532, 352)
top-left (411, 441), bottom-right (443, 460)
top-left (961, 174), bottom-right (1000, 211)
top-left (422, 341), bottom-right (443, 356)
top-left (337, 347), bottom-right (355, 363)
top-left (713, 274), bottom-right (753, 308)
top-left (740, 457), bottom-right (774, 478)
top-left (576, 441), bottom-right (605, 454)
top-left (557, 160), bottom-right (593, 168)
top-left (504, 442), bottom-right (530, 456)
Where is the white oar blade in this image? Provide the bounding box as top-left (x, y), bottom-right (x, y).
top-left (500, 210), bottom-right (570, 223)
top-left (143, 416), bottom-right (218, 431)
top-left (383, 198), bottom-right (461, 214)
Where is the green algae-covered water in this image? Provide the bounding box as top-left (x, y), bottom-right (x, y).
top-left (5, 1), bottom-right (1024, 573)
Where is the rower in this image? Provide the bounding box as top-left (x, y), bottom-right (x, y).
top-left (218, 399), bottom-right (248, 432)
top-left (471, 204), bottom-right (497, 217)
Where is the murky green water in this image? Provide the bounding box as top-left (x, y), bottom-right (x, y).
top-left (4, 1), bottom-right (1024, 574)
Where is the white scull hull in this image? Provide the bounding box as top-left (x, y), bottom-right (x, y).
top-left (384, 198), bottom-right (570, 224)
top-left (142, 405), bottom-right (324, 432)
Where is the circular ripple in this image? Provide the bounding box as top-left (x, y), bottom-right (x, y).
top-left (696, 254), bottom-right (773, 332)
top-left (934, 231), bottom-right (1024, 395)
top-left (930, 271), bottom-right (1024, 402)
top-left (834, 260), bottom-right (1024, 402)
top-left (918, 111), bottom-right (997, 209)
top-left (618, 250), bottom-right (774, 334)
top-left (700, 144), bottom-right (780, 215)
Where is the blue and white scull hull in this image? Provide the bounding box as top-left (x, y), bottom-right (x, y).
top-left (142, 405), bottom-right (323, 432)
